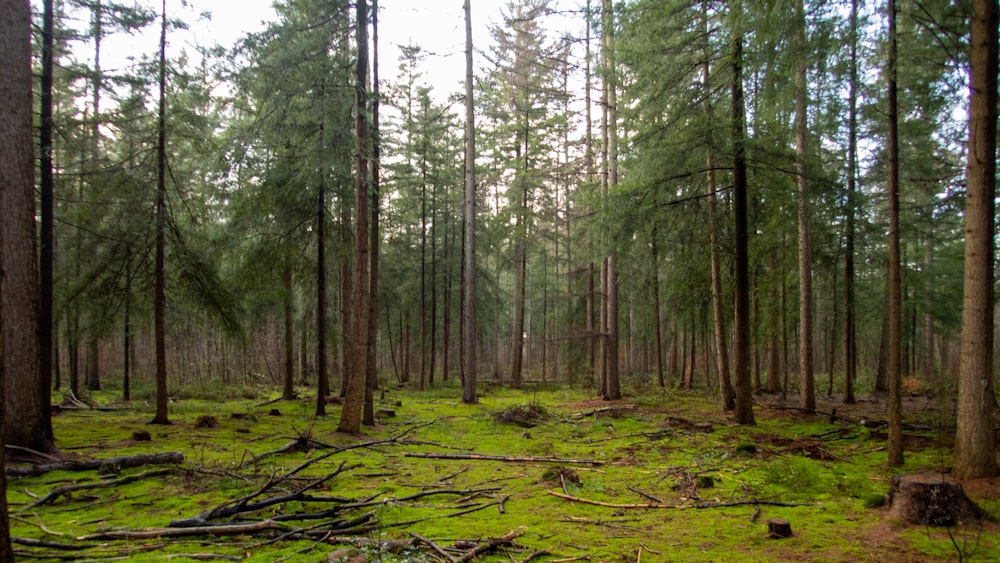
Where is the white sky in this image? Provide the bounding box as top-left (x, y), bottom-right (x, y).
top-left (111, 0), bottom-right (511, 99)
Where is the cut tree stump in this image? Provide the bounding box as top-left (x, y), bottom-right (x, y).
top-left (767, 518), bottom-right (793, 538)
top-left (888, 472), bottom-right (984, 526)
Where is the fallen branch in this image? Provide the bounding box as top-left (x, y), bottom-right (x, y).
top-left (546, 490), bottom-right (683, 509)
top-left (409, 532), bottom-right (457, 562)
top-left (25, 468), bottom-right (177, 509)
top-left (78, 519), bottom-right (289, 541)
top-left (405, 452), bottom-right (603, 466)
top-left (455, 528), bottom-right (524, 563)
top-left (7, 452), bottom-right (184, 478)
top-left (694, 500), bottom-right (811, 509)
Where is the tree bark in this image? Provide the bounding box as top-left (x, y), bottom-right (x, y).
top-left (0, 0), bottom-right (38, 552)
top-left (886, 0), bottom-right (904, 467)
top-left (794, 0), bottom-right (814, 412)
top-left (843, 0), bottom-right (858, 404)
top-left (954, 0), bottom-right (999, 480)
top-left (602, 0), bottom-right (621, 400)
top-left (338, 0), bottom-right (371, 434)
top-left (39, 0), bottom-right (56, 440)
top-left (150, 0), bottom-right (170, 426)
top-left (730, 26), bottom-right (755, 426)
top-left (462, 0), bottom-right (478, 404)
top-left (363, 1), bottom-right (381, 426)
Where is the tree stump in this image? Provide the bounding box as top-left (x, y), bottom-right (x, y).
top-left (888, 472), bottom-right (984, 526)
top-left (195, 415), bottom-right (218, 428)
top-left (767, 518), bottom-right (793, 538)
top-left (131, 430), bottom-right (152, 442)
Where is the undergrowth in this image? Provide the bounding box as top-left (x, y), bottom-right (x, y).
top-left (5, 382), bottom-right (999, 562)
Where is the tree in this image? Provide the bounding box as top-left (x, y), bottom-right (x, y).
top-left (842, 0), bottom-right (859, 405)
top-left (885, 0), bottom-right (904, 467)
top-left (0, 0), bottom-right (38, 551)
top-left (151, 0), bottom-right (170, 425)
top-left (601, 0), bottom-right (621, 400)
top-left (462, 0), bottom-right (479, 404)
top-left (953, 0), bottom-right (998, 480)
top-left (794, 0), bottom-right (815, 412)
top-left (1, 0), bottom-right (55, 453)
top-left (338, 0), bottom-right (371, 434)
top-left (730, 8), bottom-right (755, 426)
top-left (39, 0), bottom-right (57, 439)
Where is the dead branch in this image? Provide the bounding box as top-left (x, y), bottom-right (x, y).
top-left (409, 532), bottom-right (457, 562)
top-left (7, 452), bottom-right (184, 478)
top-left (626, 484), bottom-right (663, 504)
top-left (455, 528), bottom-right (524, 563)
top-left (77, 519), bottom-right (289, 541)
top-left (25, 468), bottom-right (177, 509)
top-left (11, 536), bottom-right (91, 550)
top-left (519, 549), bottom-right (552, 562)
top-left (405, 452), bottom-right (603, 466)
top-left (694, 500), bottom-right (812, 509)
top-left (546, 490), bottom-right (684, 509)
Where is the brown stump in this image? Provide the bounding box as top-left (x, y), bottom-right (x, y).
top-left (888, 472), bottom-right (984, 526)
top-left (131, 430), bottom-right (152, 441)
top-left (767, 518), bottom-right (793, 538)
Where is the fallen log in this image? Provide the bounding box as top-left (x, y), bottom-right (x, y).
top-left (7, 452), bottom-right (184, 478)
top-left (77, 519), bottom-right (288, 541)
top-left (405, 452), bottom-right (604, 466)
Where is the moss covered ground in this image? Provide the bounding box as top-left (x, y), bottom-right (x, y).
top-left (7, 382), bottom-right (1000, 562)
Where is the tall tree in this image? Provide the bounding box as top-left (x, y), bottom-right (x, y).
top-left (39, 0), bottom-right (57, 440)
top-left (462, 0), bottom-right (479, 404)
top-left (151, 0), bottom-right (170, 425)
top-left (730, 8), bottom-right (755, 426)
top-left (338, 0), bottom-right (371, 434)
top-left (602, 0), bottom-right (621, 400)
top-left (842, 0), bottom-right (858, 405)
top-left (953, 0), bottom-right (999, 480)
top-left (1, 0), bottom-right (55, 452)
top-left (794, 0), bottom-right (814, 412)
top-left (885, 0), bottom-right (904, 467)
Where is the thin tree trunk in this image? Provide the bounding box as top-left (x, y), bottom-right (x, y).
top-left (843, 0), bottom-right (858, 405)
top-left (150, 0), bottom-right (170, 425)
top-left (39, 0), bottom-right (56, 439)
top-left (283, 265), bottom-right (295, 400)
top-left (730, 27), bottom-right (755, 425)
top-left (886, 0), bottom-right (904, 467)
top-left (602, 0), bottom-right (621, 401)
top-left (363, 2), bottom-right (381, 427)
top-left (462, 0), bottom-right (478, 404)
top-left (794, 0), bottom-right (814, 412)
top-left (315, 175), bottom-right (329, 415)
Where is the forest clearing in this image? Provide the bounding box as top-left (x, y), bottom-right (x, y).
top-left (3, 0), bottom-right (1000, 560)
top-left (5, 383), bottom-right (1000, 562)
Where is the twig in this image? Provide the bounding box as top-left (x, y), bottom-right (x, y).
top-left (626, 484), bottom-right (663, 504)
top-left (694, 500), bottom-right (811, 509)
top-left (405, 452), bottom-right (603, 466)
top-left (520, 549), bottom-right (552, 563)
top-left (77, 519), bottom-right (289, 540)
top-left (5, 445), bottom-right (61, 462)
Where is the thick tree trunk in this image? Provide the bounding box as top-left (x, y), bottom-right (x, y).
top-left (364, 3), bottom-right (381, 426)
top-left (954, 0), bottom-right (999, 480)
top-left (338, 0), bottom-right (371, 434)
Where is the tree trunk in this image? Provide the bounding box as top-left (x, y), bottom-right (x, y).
top-left (39, 0), bottom-right (56, 440)
top-left (338, 0), bottom-right (370, 434)
top-left (151, 0), bottom-right (170, 426)
top-left (954, 0), bottom-right (999, 480)
top-left (315, 176), bottom-right (329, 415)
top-left (730, 28), bottom-right (755, 426)
top-left (283, 265), bottom-right (295, 400)
top-left (602, 0), bottom-right (621, 401)
top-left (364, 3), bottom-right (381, 427)
top-left (794, 0), bottom-right (814, 412)
top-left (886, 0), bottom-right (904, 467)
top-left (843, 0), bottom-right (858, 404)
top-left (462, 0), bottom-right (478, 404)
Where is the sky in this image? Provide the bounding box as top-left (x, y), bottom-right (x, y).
top-left (149, 0), bottom-right (510, 98)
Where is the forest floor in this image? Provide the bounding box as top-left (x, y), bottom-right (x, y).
top-left (5, 380), bottom-right (1000, 562)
